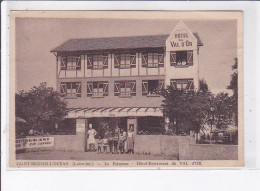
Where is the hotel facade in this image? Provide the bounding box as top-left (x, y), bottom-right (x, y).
top-left (51, 21), bottom-right (203, 137)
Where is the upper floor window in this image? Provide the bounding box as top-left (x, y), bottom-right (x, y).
top-left (60, 82), bottom-right (81, 98)
top-left (114, 54), bottom-right (136, 69)
top-left (60, 56), bottom-right (81, 70)
top-left (87, 81), bottom-right (109, 97)
top-left (87, 54), bottom-right (108, 69)
top-left (142, 80), bottom-right (164, 96)
top-left (114, 81), bottom-right (136, 97)
top-left (170, 79), bottom-right (194, 91)
top-left (142, 53), bottom-right (164, 68)
top-left (170, 50), bottom-right (193, 67)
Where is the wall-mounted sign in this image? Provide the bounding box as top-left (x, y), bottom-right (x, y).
top-left (169, 30), bottom-right (194, 49)
top-left (166, 25), bottom-right (197, 51)
top-left (170, 32), bottom-right (193, 48)
top-left (76, 123), bottom-right (85, 132)
top-left (16, 137), bottom-right (54, 150)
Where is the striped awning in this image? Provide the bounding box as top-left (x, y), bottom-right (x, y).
top-left (66, 107), bottom-right (163, 118)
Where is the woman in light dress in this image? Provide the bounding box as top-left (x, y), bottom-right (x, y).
top-left (126, 126), bottom-right (134, 154)
top-left (87, 124), bottom-right (97, 152)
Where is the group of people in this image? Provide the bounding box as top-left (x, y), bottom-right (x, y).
top-left (87, 124), bottom-right (135, 154)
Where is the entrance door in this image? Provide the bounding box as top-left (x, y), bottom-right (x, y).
top-left (127, 118), bottom-right (137, 135)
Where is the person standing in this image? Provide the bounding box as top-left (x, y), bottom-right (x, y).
top-left (122, 130), bottom-right (127, 153)
top-left (97, 136), bottom-right (103, 154)
top-left (126, 127), bottom-right (134, 154)
top-left (102, 136), bottom-right (108, 153)
top-left (87, 124), bottom-right (97, 152)
top-left (113, 130), bottom-right (119, 154)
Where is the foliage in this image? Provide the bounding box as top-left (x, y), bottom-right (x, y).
top-left (211, 93), bottom-right (233, 129)
top-left (15, 82), bottom-right (68, 135)
top-left (227, 58), bottom-right (238, 125)
top-left (162, 86), bottom-right (234, 135)
top-left (199, 79), bottom-right (209, 93)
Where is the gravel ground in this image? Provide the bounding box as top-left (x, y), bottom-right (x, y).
top-left (16, 150), bottom-right (176, 160)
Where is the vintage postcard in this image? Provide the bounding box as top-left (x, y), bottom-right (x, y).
top-left (9, 11), bottom-right (243, 168)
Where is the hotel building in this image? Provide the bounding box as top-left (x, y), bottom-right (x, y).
top-left (51, 21), bottom-right (203, 138)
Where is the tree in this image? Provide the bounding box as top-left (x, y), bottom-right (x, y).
top-left (212, 93), bottom-right (234, 129)
top-left (161, 86), bottom-right (211, 135)
top-left (199, 79), bottom-right (209, 93)
top-left (162, 86), bottom-right (233, 137)
top-left (227, 58), bottom-right (238, 126)
top-left (15, 82), bottom-right (68, 135)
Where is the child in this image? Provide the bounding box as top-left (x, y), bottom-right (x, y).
top-left (107, 132), bottom-right (114, 153)
top-left (113, 132), bottom-right (119, 154)
top-left (102, 136), bottom-right (108, 153)
top-left (119, 133), bottom-right (125, 154)
top-left (97, 136), bottom-right (103, 154)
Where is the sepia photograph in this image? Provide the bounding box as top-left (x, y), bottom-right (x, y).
top-left (10, 11), bottom-right (243, 167)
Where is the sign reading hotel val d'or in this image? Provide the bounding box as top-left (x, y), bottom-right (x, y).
top-left (166, 21), bottom-right (197, 51)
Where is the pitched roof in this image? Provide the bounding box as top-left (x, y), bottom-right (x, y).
top-left (51, 33), bottom-right (203, 52)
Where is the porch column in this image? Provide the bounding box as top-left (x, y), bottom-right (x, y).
top-left (76, 118), bottom-right (88, 152)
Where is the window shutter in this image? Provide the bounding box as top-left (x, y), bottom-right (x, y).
top-left (142, 80), bottom-right (148, 96)
top-left (103, 81), bottom-right (109, 96)
top-left (103, 54), bottom-right (108, 69)
top-left (114, 54), bottom-right (120, 68)
top-left (61, 57), bottom-right (67, 70)
top-left (114, 81), bottom-right (120, 96)
top-left (60, 82), bottom-right (66, 97)
top-left (142, 53), bottom-right (148, 67)
top-left (76, 82), bottom-right (81, 97)
top-left (76, 56), bottom-right (82, 70)
top-left (87, 55), bottom-right (93, 69)
top-left (130, 81), bottom-right (136, 96)
top-left (170, 80), bottom-right (177, 90)
top-left (130, 54), bottom-right (136, 68)
top-left (187, 79), bottom-right (194, 90)
top-left (170, 52), bottom-right (177, 66)
top-left (158, 80), bottom-right (165, 94)
top-left (158, 53), bottom-right (164, 67)
top-left (87, 82), bottom-right (93, 97)
top-left (187, 50), bottom-right (193, 66)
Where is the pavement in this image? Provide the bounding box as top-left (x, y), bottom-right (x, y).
top-left (16, 150), bottom-right (176, 160)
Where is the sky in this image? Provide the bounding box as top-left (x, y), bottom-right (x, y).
top-left (15, 18), bottom-right (237, 93)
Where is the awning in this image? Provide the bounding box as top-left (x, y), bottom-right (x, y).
top-left (66, 107), bottom-right (163, 118)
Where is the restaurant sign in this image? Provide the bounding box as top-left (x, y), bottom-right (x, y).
top-left (16, 137), bottom-right (54, 150)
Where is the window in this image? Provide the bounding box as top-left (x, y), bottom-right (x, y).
top-left (142, 52), bottom-right (164, 68)
top-left (87, 81), bottom-right (108, 97)
top-left (170, 79), bottom-right (194, 91)
top-left (114, 54), bottom-right (136, 68)
top-left (170, 50), bottom-right (193, 67)
top-left (60, 82), bottom-right (81, 98)
top-left (142, 80), bottom-right (164, 96)
top-left (87, 54), bottom-right (108, 69)
top-left (114, 81), bottom-right (136, 96)
top-left (60, 56), bottom-right (81, 70)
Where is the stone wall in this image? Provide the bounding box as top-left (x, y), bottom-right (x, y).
top-left (134, 135), bottom-right (238, 160)
top-left (188, 144), bottom-right (238, 160)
